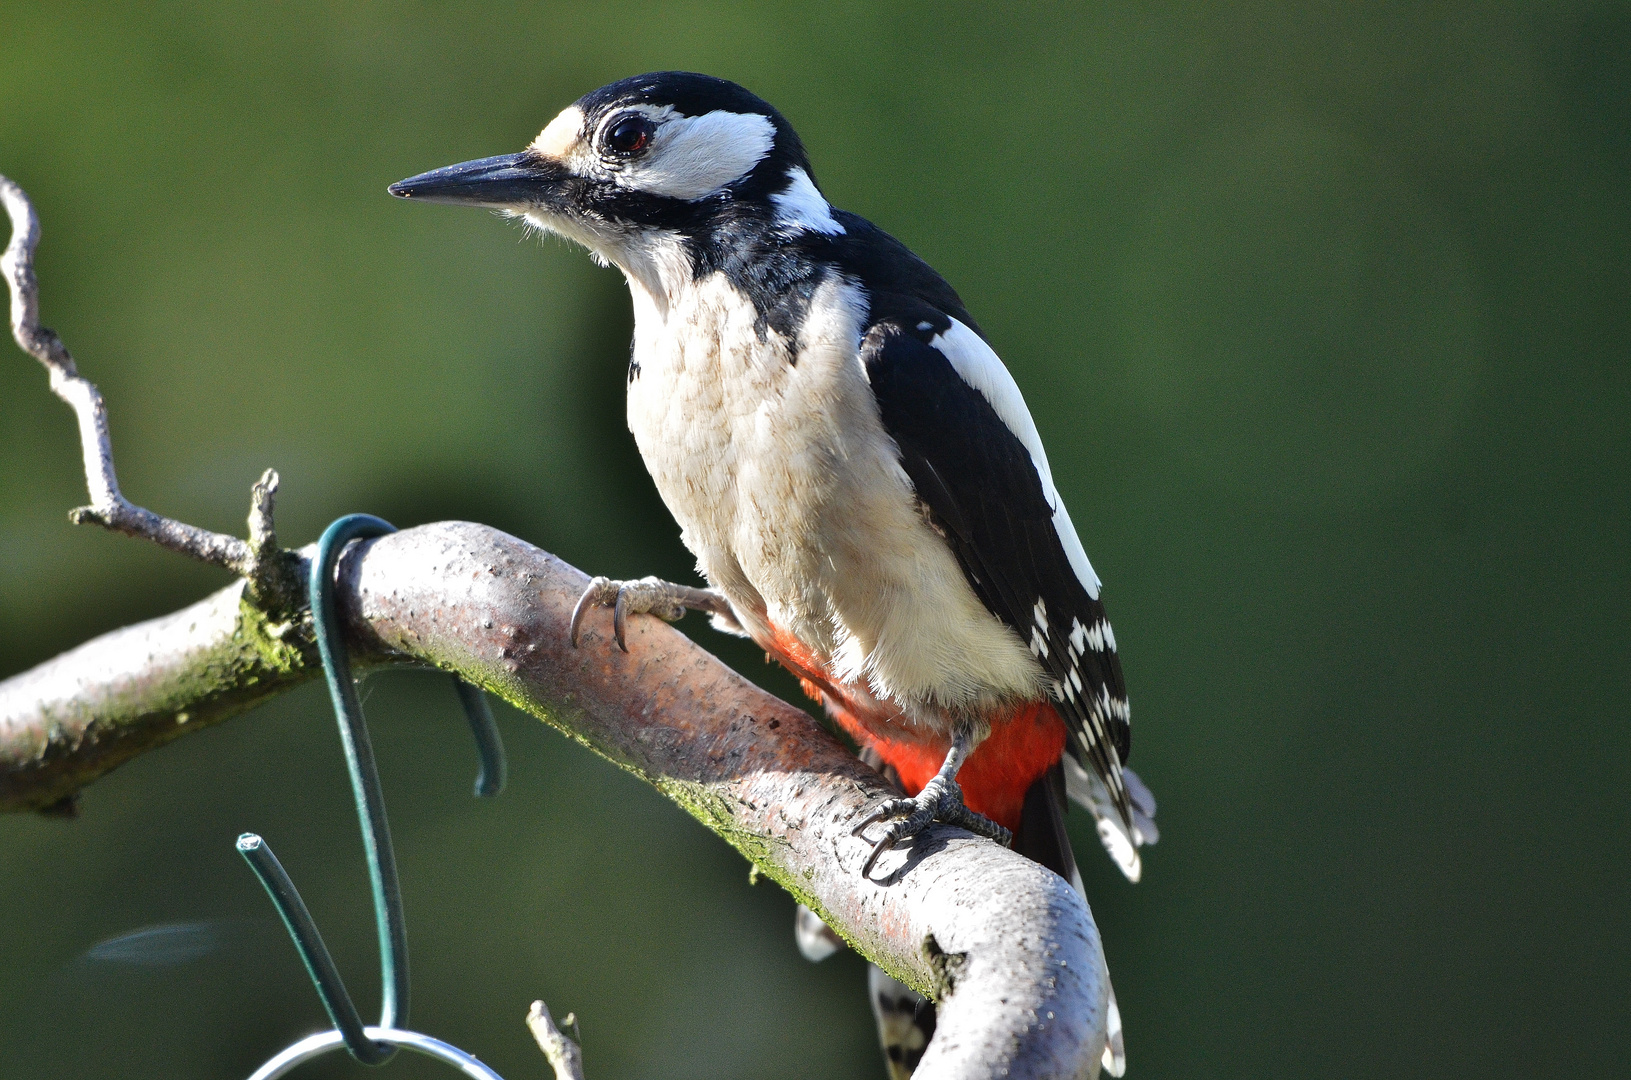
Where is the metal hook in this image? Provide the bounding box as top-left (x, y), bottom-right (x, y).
top-left (454, 678), bottom-right (506, 798)
top-left (236, 514), bottom-right (510, 1073)
top-left (236, 834), bottom-right (388, 1064)
top-left (309, 514), bottom-right (412, 1044)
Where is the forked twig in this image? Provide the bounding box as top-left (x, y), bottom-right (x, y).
top-left (527, 1001), bottom-right (587, 1080)
top-left (0, 175), bottom-right (296, 607)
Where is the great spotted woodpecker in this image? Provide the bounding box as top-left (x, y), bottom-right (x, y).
top-left (392, 71), bottom-right (1157, 1077)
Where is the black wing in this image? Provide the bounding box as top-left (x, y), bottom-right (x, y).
top-left (860, 295), bottom-right (1134, 826)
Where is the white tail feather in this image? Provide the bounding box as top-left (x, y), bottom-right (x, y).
top-left (794, 903), bottom-right (845, 963)
top-left (1064, 758), bottom-right (1158, 882)
top-left (1101, 974), bottom-right (1126, 1077)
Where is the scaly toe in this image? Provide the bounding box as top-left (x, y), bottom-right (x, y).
top-left (851, 798), bottom-right (917, 837)
top-left (853, 780), bottom-right (1009, 876)
top-left (945, 803), bottom-right (1011, 845)
top-left (570, 576), bottom-right (697, 652)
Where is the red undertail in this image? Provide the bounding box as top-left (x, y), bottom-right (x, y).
top-left (765, 626), bottom-right (1067, 835)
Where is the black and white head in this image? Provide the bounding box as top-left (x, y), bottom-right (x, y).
top-left (389, 72), bottom-right (843, 282)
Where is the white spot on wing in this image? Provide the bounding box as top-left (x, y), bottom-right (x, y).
top-left (771, 167), bottom-right (845, 234)
top-left (1069, 617), bottom-right (1114, 653)
top-left (928, 319), bottom-right (1102, 600)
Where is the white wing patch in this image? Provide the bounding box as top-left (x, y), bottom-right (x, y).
top-left (771, 167), bottom-right (845, 235)
top-left (927, 319), bottom-right (1102, 600)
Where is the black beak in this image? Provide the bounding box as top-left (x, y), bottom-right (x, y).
top-left (388, 152), bottom-right (565, 208)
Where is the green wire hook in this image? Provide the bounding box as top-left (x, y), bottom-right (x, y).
top-left (238, 514), bottom-right (507, 1066)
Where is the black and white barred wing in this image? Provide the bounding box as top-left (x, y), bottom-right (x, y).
top-left (861, 300), bottom-right (1144, 843)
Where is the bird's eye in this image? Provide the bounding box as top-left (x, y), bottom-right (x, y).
top-left (605, 116), bottom-right (654, 155)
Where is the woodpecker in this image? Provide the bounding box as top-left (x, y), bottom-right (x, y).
top-left (392, 72), bottom-right (1157, 1075)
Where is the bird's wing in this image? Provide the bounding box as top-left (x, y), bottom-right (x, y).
top-left (861, 296), bottom-right (1135, 829)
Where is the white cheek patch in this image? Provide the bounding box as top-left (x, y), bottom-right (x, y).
top-left (531, 106), bottom-right (585, 159)
top-left (619, 110), bottom-right (776, 200)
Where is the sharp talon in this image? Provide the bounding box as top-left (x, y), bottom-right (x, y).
top-left (570, 575), bottom-right (726, 651)
top-left (571, 576), bottom-right (615, 648)
top-left (862, 834), bottom-right (896, 877)
top-left (569, 588), bottom-right (595, 649)
top-left (612, 587), bottom-right (630, 652)
top-left (849, 752), bottom-right (1008, 876)
top-left (851, 805), bottom-right (889, 838)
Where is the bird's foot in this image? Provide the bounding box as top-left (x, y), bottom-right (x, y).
top-left (852, 773), bottom-right (1011, 876)
top-left (569, 575), bottom-right (735, 652)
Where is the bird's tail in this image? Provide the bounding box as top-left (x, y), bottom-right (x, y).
top-left (1064, 756), bottom-right (1159, 883)
top-left (868, 965), bottom-right (937, 1080)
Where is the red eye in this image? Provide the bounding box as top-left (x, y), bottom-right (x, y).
top-left (606, 116), bottom-right (653, 155)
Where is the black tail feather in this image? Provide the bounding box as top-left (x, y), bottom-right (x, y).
top-left (1014, 760), bottom-right (1078, 887)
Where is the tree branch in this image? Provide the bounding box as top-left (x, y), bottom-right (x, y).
top-left (1, 522), bottom-right (1110, 1078)
top-left (1, 175), bottom-right (1111, 1078)
top-left (0, 565), bottom-right (318, 813)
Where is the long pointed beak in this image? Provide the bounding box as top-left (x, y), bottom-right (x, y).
top-left (388, 152), bottom-right (565, 208)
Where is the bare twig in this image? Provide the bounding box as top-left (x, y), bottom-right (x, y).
top-left (1, 175), bottom-right (298, 605)
top-left (527, 1002), bottom-right (586, 1080)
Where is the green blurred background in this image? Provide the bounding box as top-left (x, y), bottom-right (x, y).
top-left (2, 2), bottom-right (1627, 1077)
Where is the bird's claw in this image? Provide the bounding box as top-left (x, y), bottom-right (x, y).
top-left (569, 576), bottom-right (721, 652)
top-left (852, 777), bottom-right (1011, 876)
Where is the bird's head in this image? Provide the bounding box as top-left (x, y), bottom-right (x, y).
top-left (390, 72), bottom-right (838, 289)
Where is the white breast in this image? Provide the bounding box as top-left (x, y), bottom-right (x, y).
top-left (624, 269), bottom-right (1044, 727)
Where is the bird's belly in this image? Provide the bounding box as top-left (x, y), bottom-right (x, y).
top-left (626, 275), bottom-right (1043, 723)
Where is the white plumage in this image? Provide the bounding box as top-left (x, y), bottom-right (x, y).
top-left (622, 266), bottom-right (1046, 726)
